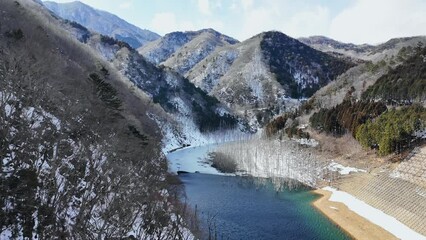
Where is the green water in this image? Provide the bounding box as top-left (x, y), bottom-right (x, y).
top-left (180, 173), bottom-right (351, 240)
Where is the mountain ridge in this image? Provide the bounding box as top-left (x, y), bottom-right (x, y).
top-left (63, 20), bottom-right (244, 150)
top-left (138, 28), bottom-right (239, 73)
top-left (43, 0), bottom-right (160, 48)
top-left (300, 35), bottom-right (426, 62)
top-left (186, 31), bottom-right (353, 126)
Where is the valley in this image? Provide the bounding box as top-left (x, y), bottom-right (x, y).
top-left (1, 0), bottom-right (426, 239)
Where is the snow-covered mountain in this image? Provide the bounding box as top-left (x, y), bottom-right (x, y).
top-left (299, 35), bottom-right (426, 62)
top-left (298, 36), bottom-right (374, 60)
top-left (186, 31), bottom-right (353, 120)
top-left (100, 39), bottom-right (241, 150)
top-left (42, 2), bottom-right (352, 129)
top-left (138, 28), bottom-right (238, 74)
top-left (42, 1), bottom-right (245, 148)
top-left (43, 1), bottom-right (160, 48)
top-left (56, 21), bottom-right (242, 151)
top-left (304, 35), bottom-right (426, 109)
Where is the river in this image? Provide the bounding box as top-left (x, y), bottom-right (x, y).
top-left (167, 144), bottom-right (350, 240)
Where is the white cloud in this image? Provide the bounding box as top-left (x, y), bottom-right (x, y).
top-left (235, 0), bottom-right (331, 41)
top-left (229, 1), bottom-right (237, 10)
top-left (198, 0), bottom-right (211, 15)
top-left (150, 12), bottom-right (195, 35)
top-left (329, 0), bottom-right (426, 44)
top-left (240, 7), bottom-right (274, 39)
top-left (213, 0), bottom-right (222, 9)
top-left (283, 6), bottom-right (331, 38)
top-left (240, 0), bottom-right (254, 10)
top-left (118, 1), bottom-right (132, 9)
top-left (233, 0), bottom-right (426, 43)
top-left (46, 0), bottom-right (426, 44)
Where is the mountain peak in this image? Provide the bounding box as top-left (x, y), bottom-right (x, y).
top-left (138, 28), bottom-right (238, 70)
top-left (198, 28), bottom-right (219, 34)
top-left (43, 1), bottom-right (160, 48)
top-left (261, 31), bottom-right (299, 44)
top-left (45, 0), bottom-right (88, 8)
top-left (184, 28), bottom-right (354, 114)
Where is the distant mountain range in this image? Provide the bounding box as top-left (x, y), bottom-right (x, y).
top-left (139, 28), bottom-right (239, 74)
top-left (299, 35), bottom-right (426, 62)
top-left (184, 31), bottom-right (353, 126)
top-left (43, 1), bottom-right (160, 48)
top-left (2, 1), bottom-right (426, 239)
top-left (41, 0), bottom-right (426, 128)
top-left (138, 30), bottom-right (353, 126)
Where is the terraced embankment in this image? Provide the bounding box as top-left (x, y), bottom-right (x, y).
top-left (338, 146), bottom-right (426, 236)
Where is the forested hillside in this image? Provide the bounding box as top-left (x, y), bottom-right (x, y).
top-left (309, 100), bottom-right (387, 136)
top-left (261, 32), bottom-right (354, 98)
top-left (356, 105), bottom-right (426, 155)
top-left (363, 45), bottom-right (426, 103)
top-left (266, 42), bottom-right (426, 156)
top-left (0, 1), bottom-right (191, 238)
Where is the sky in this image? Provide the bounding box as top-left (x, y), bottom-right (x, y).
top-left (44, 0), bottom-right (426, 44)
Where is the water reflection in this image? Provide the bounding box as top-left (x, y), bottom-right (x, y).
top-left (180, 173), bottom-right (350, 240)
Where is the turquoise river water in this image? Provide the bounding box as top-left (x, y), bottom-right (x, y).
top-left (168, 145), bottom-right (351, 239)
top-left (180, 173), bottom-right (351, 240)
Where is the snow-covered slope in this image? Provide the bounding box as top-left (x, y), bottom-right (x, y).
top-left (306, 36), bottom-right (426, 109)
top-left (187, 32), bottom-right (353, 120)
top-left (190, 34), bottom-right (282, 109)
top-left (81, 31), bottom-right (242, 151)
top-left (0, 0), bottom-right (191, 238)
top-left (40, 3), bottom-right (243, 151)
top-left (300, 35), bottom-right (426, 62)
top-left (43, 1), bottom-right (160, 48)
top-left (298, 36), bottom-right (374, 61)
top-left (138, 28), bottom-right (238, 72)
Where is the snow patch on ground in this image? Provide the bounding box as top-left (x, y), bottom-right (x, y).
top-left (294, 138), bottom-right (319, 147)
top-left (324, 187), bottom-right (426, 240)
top-left (92, 41), bottom-right (118, 61)
top-left (0, 229), bottom-right (12, 239)
top-left (170, 97), bottom-right (191, 116)
top-left (167, 144), bottom-right (228, 175)
top-left (190, 48), bottom-right (239, 92)
top-left (4, 104), bottom-right (13, 117)
top-left (327, 161), bottom-right (366, 175)
top-left (164, 72), bottom-right (178, 88)
top-left (215, 106), bottom-right (231, 117)
top-left (414, 128), bottom-right (426, 139)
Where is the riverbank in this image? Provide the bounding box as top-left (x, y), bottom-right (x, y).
top-left (312, 189), bottom-right (397, 240)
top-left (167, 142), bottom-right (426, 239)
top-left (180, 173), bottom-right (350, 240)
